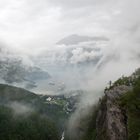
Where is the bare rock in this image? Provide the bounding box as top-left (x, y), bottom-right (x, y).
top-left (96, 85), bottom-right (132, 140)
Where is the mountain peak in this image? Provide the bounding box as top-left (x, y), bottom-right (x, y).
top-left (56, 34), bottom-right (109, 45)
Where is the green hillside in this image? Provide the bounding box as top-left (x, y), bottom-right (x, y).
top-left (0, 84), bottom-right (68, 140)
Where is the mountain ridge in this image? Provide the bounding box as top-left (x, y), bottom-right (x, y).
top-left (56, 34), bottom-right (109, 45)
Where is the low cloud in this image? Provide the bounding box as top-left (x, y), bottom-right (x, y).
top-left (8, 102), bottom-right (33, 115)
top-left (0, 0), bottom-right (139, 138)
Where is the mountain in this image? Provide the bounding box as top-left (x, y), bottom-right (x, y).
top-left (36, 34), bottom-right (109, 67)
top-left (0, 83), bottom-right (81, 140)
top-left (65, 68), bottom-right (140, 140)
top-left (29, 34), bottom-right (110, 93)
top-left (0, 46), bottom-right (51, 89)
top-left (96, 70), bottom-right (140, 140)
top-left (0, 66), bottom-right (139, 140)
top-left (0, 57), bottom-right (51, 88)
top-left (56, 34), bottom-right (109, 45)
top-left (0, 84), bottom-right (59, 140)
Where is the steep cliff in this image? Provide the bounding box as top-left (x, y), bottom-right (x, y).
top-left (96, 86), bottom-right (131, 140)
top-left (63, 69), bottom-right (140, 140)
top-left (96, 69), bottom-right (140, 140)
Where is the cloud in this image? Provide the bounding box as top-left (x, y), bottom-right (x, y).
top-left (0, 1), bottom-right (140, 135)
top-left (48, 0), bottom-right (114, 9)
top-left (0, 0), bottom-right (139, 92)
top-left (8, 102), bottom-right (33, 115)
top-left (70, 47), bottom-right (102, 64)
top-left (0, 0), bottom-right (122, 54)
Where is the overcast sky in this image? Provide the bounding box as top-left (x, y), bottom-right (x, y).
top-left (0, 0), bottom-right (140, 54)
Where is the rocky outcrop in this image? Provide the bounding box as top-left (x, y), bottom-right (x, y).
top-left (96, 85), bottom-right (132, 140)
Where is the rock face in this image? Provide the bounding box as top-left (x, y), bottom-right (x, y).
top-left (96, 85), bottom-right (132, 140)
